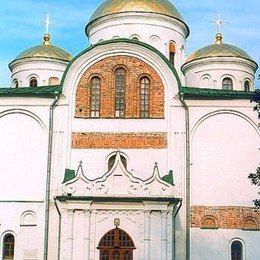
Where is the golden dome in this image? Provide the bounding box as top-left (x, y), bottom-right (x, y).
top-left (89, 0), bottom-right (185, 24)
top-left (185, 33), bottom-right (255, 64)
top-left (13, 34), bottom-right (72, 62)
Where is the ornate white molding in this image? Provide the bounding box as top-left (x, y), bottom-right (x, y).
top-left (63, 152), bottom-right (176, 198)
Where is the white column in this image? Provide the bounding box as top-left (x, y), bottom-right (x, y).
top-left (67, 209), bottom-right (74, 260)
top-left (83, 210), bottom-right (91, 260)
top-left (167, 211), bottom-right (173, 260)
top-left (161, 211), bottom-right (168, 259)
top-left (144, 211), bottom-right (151, 260)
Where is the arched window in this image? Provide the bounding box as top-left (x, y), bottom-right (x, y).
top-left (90, 77), bottom-right (101, 118)
top-left (98, 228), bottom-right (135, 260)
top-left (115, 68), bottom-right (126, 118)
top-left (169, 42), bottom-right (176, 65)
top-left (132, 37), bottom-right (139, 41)
top-left (140, 77), bottom-right (150, 118)
top-left (222, 77), bottom-right (233, 90)
top-left (49, 77), bottom-right (59, 86)
top-left (201, 76), bottom-right (210, 88)
top-left (3, 234), bottom-right (15, 259)
top-left (13, 79), bottom-right (18, 88)
top-left (231, 241), bottom-right (243, 260)
top-left (108, 154), bottom-right (127, 171)
top-left (29, 77), bottom-right (38, 87)
top-left (244, 81), bottom-right (250, 92)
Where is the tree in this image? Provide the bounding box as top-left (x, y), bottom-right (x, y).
top-left (251, 88), bottom-right (260, 118)
top-left (248, 167), bottom-right (260, 208)
top-left (248, 86), bottom-right (260, 208)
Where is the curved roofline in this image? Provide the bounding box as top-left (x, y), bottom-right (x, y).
top-left (182, 55), bottom-right (258, 72)
top-left (85, 11), bottom-right (190, 38)
top-left (9, 56), bottom-right (71, 70)
top-left (60, 38), bottom-right (182, 92)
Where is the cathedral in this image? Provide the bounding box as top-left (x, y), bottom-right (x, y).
top-left (0, 0), bottom-right (259, 259)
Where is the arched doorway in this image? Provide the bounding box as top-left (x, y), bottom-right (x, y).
top-left (98, 228), bottom-right (136, 260)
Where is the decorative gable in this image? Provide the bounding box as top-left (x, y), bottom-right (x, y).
top-left (63, 152), bottom-right (176, 198)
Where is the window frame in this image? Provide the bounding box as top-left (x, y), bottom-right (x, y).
top-left (114, 68), bottom-right (126, 118)
top-left (244, 80), bottom-right (250, 92)
top-left (29, 77), bottom-right (38, 87)
top-left (229, 238), bottom-right (245, 260)
top-left (2, 233), bottom-right (15, 260)
top-left (222, 77), bottom-right (233, 90)
top-left (140, 76), bottom-right (150, 118)
top-left (169, 42), bottom-right (176, 65)
top-left (89, 76), bottom-right (101, 118)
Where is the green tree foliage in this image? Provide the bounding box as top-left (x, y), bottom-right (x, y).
top-left (251, 89), bottom-right (260, 118)
top-left (249, 85), bottom-right (260, 208)
top-left (248, 167), bottom-right (260, 208)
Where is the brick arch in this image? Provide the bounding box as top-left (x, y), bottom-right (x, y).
top-left (75, 55), bottom-right (164, 119)
top-left (243, 216), bottom-right (259, 230)
top-left (201, 215), bottom-right (218, 229)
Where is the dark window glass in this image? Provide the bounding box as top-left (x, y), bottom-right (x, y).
top-left (169, 42), bottom-right (176, 65)
top-left (29, 77), bottom-right (38, 87)
top-left (244, 81), bottom-right (250, 92)
top-left (115, 68), bottom-right (126, 118)
top-left (140, 77), bottom-right (150, 118)
top-left (222, 77), bottom-right (233, 90)
top-left (108, 155), bottom-right (127, 171)
top-left (231, 241), bottom-right (243, 260)
top-left (3, 234), bottom-right (15, 259)
top-left (90, 77), bottom-right (101, 118)
top-left (13, 80), bottom-right (18, 88)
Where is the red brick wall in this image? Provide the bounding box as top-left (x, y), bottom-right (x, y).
top-left (72, 132), bottom-right (167, 149)
top-left (75, 55), bottom-right (164, 118)
top-left (191, 206), bottom-right (260, 230)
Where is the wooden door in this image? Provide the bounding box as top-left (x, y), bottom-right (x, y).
top-left (98, 228), bottom-right (135, 260)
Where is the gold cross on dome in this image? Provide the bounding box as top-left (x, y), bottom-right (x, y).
top-left (211, 14), bottom-right (226, 34)
top-left (44, 14), bottom-right (53, 34)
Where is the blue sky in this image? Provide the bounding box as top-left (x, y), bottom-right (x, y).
top-left (0, 0), bottom-right (259, 87)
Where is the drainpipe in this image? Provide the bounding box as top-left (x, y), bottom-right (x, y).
top-left (179, 93), bottom-right (191, 260)
top-left (54, 197), bottom-right (61, 260)
top-left (173, 199), bottom-right (182, 260)
top-left (43, 92), bottom-right (60, 260)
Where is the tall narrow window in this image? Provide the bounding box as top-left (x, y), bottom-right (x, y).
top-left (244, 81), bottom-right (250, 92)
top-left (90, 77), bottom-right (101, 118)
top-left (115, 68), bottom-right (126, 118)
top-left (169, 42), bottom-right (176, 65)
top-left (13, 79), bottom-right (18, 88)
top-left (140, 77), bottom-right (150, 118)
top-left (231, 241), bottom-right (243, 260)
top-left (29, 77), bottom-right (38, 87)
top-left (222, 77), bottom-right (233, 90)
top-left (3, 234), bottom-right (15, 260)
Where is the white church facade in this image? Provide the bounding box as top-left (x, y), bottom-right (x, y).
top-left (0, 0), bottom-right (259, 259)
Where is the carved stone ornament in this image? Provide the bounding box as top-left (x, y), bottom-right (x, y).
top-left (63, 152), bottom-right (175, 197)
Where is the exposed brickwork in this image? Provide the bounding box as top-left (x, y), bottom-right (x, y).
top-left (75, 55), bottom-right (164, 118)
top-left (72, 132), bottom-right (167, 149)
top-left (191, 206), bottom-right (260, 230)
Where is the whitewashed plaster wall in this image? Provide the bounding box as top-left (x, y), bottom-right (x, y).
top-left (9, 59), bottom-right (68, 87)
top-left (182, 58), bottom-right (256, 90)
top-left (191, 228), bottom-right (260, 260)
top-left (0, 203), bottom-right (45, 260)
top-left (87, 14), bottom-right (188, 82)
top-left (188, 100), bottom-right (260, 206)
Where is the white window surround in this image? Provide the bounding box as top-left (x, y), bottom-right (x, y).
top-left (229, 237), bottom-right (246, 260)
top-left (20, 211), bottom-right (37, 227)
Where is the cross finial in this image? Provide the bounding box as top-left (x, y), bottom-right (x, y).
top-left (45, 14), bottom-right (51, 34)
top-left (211, 14), bottom-right (226, 34)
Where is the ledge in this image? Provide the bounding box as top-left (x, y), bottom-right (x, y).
top-left (180, 86), bottom-right (254, 100)
top-left (56, 195), bottom-right (181, 204)
top-left (0, 85), bottom-right (62, 97)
